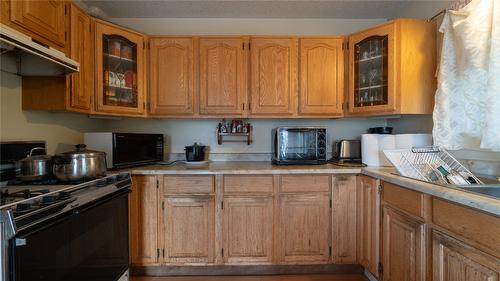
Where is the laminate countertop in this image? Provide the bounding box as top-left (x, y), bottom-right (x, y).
top-left (128, 161), bottom-right (500, 216)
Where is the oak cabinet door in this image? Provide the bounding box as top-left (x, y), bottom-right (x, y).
top-left (94, 20), bottom-right (146, 115)
top-left (357, 175), bottom-right (380, 277)
top-left (249, 37), bottom-right (298, 116)
top-left (9, 0), bottom-right (67, 48)
top-left (199, 37), bottom-right (246, 115)
top-left (129, 176), bottom-right (158, 265)
top-left (332, 175), bottom-right (357, 263)
top-left (161, 196), bottom-right (215, 264)
top-left (279, 193), bottom-right (330, 264)
top-left (433, 231), bottom-right (500, 281)
top-left (299, 38), bottom-right (344, 116)
top-left (222, 196), bottom-right (274, 264)
top-left (68, 4), bottom-right (92, 112)
top-left (381, 206), bottom-right (426, 281)
top-left (149, 37), bottom-right (196, 116)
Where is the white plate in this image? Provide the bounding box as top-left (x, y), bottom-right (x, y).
top-left (184, 160), bottom-right (210, 166)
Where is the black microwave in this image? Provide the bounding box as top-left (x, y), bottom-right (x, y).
top-left (272, 127), bottom-right (327, 165)
top-left (84, 132), bottom-right (164, 168)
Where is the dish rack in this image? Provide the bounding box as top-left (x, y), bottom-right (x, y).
top-left (384, 146), bottom-right (483, 185)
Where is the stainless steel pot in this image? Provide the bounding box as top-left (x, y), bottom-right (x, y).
top-left (16, 147), bottom-right (53, 181)
top-left (53, 144), bottom-right (107, 181)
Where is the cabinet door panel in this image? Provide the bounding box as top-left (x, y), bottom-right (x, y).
top-left (382, 206), bottom-right (426, 281)
top-left (299, 38), bottom-right (343, 116)
top-left (69, 4), bottom-right (91, 112)
top-left (162, 196), bottom-right (215, 264)
top-left (223, 196), bottom-right (273, 264)
top-left (433, 231), bottom-right (499, 281)
top-left (199, 37), bottom-right (246, 115)
top-left (95, 21), bottom-right (145, 115)
top-left (332, 176), bottom-right (357, 263)
top-left (279, 193), bottom-right (330, 263)
top-left (10, 0), bottom-right (66, 48)
top-left (250, 37), bottom-right (297, 116)
top-left (150, 37), bottom-right (195, 115)
top-left (129, 176), bottom-right (158, 265)
top-left (357, 175), bottom-right (380, 277)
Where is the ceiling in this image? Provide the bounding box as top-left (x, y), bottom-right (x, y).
top-left (81, 0), bottom-right (452, 19)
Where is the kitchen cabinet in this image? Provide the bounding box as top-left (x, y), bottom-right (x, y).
top-left (347, 19), bottom-right (436, 116)
top-left (149, 37), bottom-right (196, 116)
top-left (299, 37), bottom-right (344, 117)
top-left (129, 175), bottom-right (159, 265)
top-left (22, 3), bottom-right (92, 113)
top-left (222, 175), bottom-right (275, 264)
top-left (381, 206), bottom-right (426, 281)
top-left (331, 175), bottom-right (357, 263)
top-left (279, 193), bottom-right (331, 264)
top-left (199, 37), bottom-right (247, 116)
top-left (159, 175), bottom-right (216, 264)
top-left (94, 19), bottom-right (146, 116)
top-left (432, 231), bottom-right (500, 281)
top-left (222, 196), bottom-right (274, 264)
top-left (249, 37), bottom-right (298, 116)
top-left (1, 0), bottom-right (68, 51)
top-left (357, 175), bottom-right (380, 277)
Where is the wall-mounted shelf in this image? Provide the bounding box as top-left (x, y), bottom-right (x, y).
top-left (217, 128), bottom-right (253, 145)
top-left (216, 119), bottom-right (253, 145)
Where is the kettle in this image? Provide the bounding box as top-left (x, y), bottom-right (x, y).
top-left (184, 143), bottom-right (206, 162)
top-left (332, 140), bottom-right (361, 160)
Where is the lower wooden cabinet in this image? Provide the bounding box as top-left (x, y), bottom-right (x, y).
top-left (381, 206), bottom-right (426, 281)
top-left (331, 175), bottom-right (357, 263)
top-left (129, 175), bottom-right (158, 265)
top-left (357, 175), bottom-right (380, 277)
top-left (222, 196), bottom-right (274, 264)
top-left (160, 196), bottom-right (215, 264)
top-left (279, 193), bottom-right (331, 264)
top-left (432, 231), bottom-right (500, 281)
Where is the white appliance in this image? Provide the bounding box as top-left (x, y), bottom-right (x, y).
top-left (0, 23), bottom-right (79, 75)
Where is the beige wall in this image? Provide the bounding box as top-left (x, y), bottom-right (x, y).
top-left (110, 18), bottom-right (386, 35)
top-left (0, 72), bottom-right (108, 154)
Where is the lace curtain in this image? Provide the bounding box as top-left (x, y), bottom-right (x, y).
top-left (432, 0), bottom-right (500, 151)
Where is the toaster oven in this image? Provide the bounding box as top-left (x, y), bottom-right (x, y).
top-left (272, 127), bottom-right (327, 165)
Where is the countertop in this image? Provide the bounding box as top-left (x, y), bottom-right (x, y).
top-left (127, 161), bottom-right (500, 216)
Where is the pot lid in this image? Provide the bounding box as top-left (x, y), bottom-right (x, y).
top-left (19, 147), bottom-right (52, 162)
top-left (56, 144), bottom-right (106, 159)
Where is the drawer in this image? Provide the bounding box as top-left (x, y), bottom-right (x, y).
top-left (224, 175), bottom-right (274, 194)
top-left (280, 174), bottom-right (330, 193)
top-left (382, 181), bottom-right (425, 218)
top-left (163, 175), bottom-right (214, 194)
top-left (432, 198), bottom-right (500, 256)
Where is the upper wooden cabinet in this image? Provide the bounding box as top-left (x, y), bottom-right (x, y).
top-left (1, 0), bottom-right (68, 51)
top-left (199, 37), bottom-right (247, 116)
top-left (22, 3), bottom-right (92, 113)
top-left (149, 37), bottom-right (196, 116)
top-left (249, 37), bottom-right (298, 116)
top-left (68, 3), bottom-right (92, 112)
top-left (347, 19), bottom-right (436, 116)
top-left (94, 19), bottom-right (146, 116)
top-left (299, 37), bottom-right (344, 117)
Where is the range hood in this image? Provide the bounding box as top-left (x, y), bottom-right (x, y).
top-left (0, 23), bottom-right (79, 76)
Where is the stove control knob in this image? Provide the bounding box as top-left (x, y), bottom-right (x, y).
top-left (95, 179), bottom-right (107, 188)
top-left (57, 191), bottom-right (71, 200)
top-left (116, 173), bottom-right (129, 181)
top-left (106, 176), bottom-right (117, 184)
top-left (16, 203), bottom-right (31, 212)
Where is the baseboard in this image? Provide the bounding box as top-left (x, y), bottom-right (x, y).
top-left (131, 264), bottom-right (364, 276)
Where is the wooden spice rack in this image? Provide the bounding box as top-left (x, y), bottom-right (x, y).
top-left (217, 126), bottom-right (253, 145)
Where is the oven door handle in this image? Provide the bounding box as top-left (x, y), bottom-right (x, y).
top-left (0, 210), bottom-right (16, 281)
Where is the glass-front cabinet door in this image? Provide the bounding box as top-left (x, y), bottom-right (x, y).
top-left (95, 20), bottom-right (145, 115)
top-left (348, 22), bottom-right (396, 115)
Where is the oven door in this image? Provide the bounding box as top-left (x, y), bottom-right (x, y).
top-left (10, 190), bottom-right (129, 281)
top-left (277, 128), bottom-right (325, 163)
